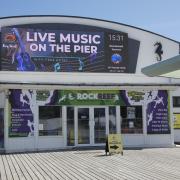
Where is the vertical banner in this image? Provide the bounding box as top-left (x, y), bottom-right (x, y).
top-left (9, 89), bottom-right (34, 137)
top-left (146, 90), bottom-right (170, 134)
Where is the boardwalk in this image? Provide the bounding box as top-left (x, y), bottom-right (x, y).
top-left (0, 147), bottom-right (180, 180)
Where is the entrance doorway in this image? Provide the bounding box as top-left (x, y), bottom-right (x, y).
top-left (77, 107), bottom-right (107, 146)
top-left (67, 106), bottom-right (119, 146)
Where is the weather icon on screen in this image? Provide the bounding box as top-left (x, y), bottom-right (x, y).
top-left (111, 54), bottom-right (122, 64)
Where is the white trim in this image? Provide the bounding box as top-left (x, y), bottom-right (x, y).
top-left (0, 71), bottom-right (173, 86)
top-left (116, 106), bottom-right (121, 134)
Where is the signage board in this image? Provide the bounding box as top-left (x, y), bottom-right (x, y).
top-left (1, 25), bottom-right (130, 73)
top-left (108, 134), bottom-right (123, 155)
top-left (8, 89), bottom-right (34, 137)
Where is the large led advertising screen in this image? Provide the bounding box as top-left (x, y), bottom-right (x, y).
top-left (1, 24), bottom-right (139, 73)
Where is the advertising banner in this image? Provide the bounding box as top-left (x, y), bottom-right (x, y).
top-left (8, 89), bottom-right (34, 137)
top-left (1, 25), bottom-right (131, 73)
top-left (121, 90), bottom-right (170, 134)
top-left (174, 113), bottom-right (180, 129)
top-left (36, 90), bottom-right (125, 106)
top-left (57, 90), bottom-right (124, 106)
top-left (8, 89), bottom-right (170, 136)
top-left (146, 90), bottom-right (170, 134)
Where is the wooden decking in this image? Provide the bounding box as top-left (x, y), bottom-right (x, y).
top-left (1, 147), bottom-right (180, 179)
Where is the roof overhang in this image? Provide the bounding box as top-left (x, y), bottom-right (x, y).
top-left (141, 54), bottom-right (180, 78)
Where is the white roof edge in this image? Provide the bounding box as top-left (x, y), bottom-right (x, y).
top-left (141, 54), bottom-right (180, 76)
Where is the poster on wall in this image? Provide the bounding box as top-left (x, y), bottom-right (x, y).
top-left (146, 90), bottom-right (170, 134)
top-left (8, 89), bottom-right (34, 137)
top-left (1, 25), bottom-right (131, 73)
top-left (127, 106), bottom-right (136, 119)
top-left (120, 90), bottom-right (170, 134)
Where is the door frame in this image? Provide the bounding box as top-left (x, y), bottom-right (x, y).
top-left (66, 105), bottom-right (120, 147)
top-left (0, 108), bottom-right (4, 150)
top-left (75, 106), bottom-right (108, 146)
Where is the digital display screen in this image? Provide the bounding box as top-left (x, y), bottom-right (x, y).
top-left (1, 24), bottom-right (132, 73)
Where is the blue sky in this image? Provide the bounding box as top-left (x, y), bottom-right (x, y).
top-left (0, 0), bottom-right (180, 41)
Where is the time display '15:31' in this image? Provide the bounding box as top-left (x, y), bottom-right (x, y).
top-left (108, 34), bottom-right (124, 42)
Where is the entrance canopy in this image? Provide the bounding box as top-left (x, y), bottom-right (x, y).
top-left (141, 55), bottom-right (180, 78)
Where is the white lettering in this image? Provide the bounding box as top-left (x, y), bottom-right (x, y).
top-left (74, 45), bottom-right (97, 53)
top-left (59, 33), bottom-right (101, 44)
top-left (81, 34), bottom-right (88, 44)
top-left (49, 44), bottom-right (70, 52)
top-left (76, 93), bottom-right (98, 100)
top-left (60, 33), bottom-right (70, 43)
top-left (93, 35), bottom-right (100, 44)
top-left (26, 32), bottom-right (55, 42)
top-left (26, 32), bottom-right (34, 42)
top-left (30, 43), bottom-right (38, 51)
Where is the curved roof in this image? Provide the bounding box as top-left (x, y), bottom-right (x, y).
top-left (0, 15), bottom-right (179, 44)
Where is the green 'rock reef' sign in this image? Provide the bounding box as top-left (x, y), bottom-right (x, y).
top-left (57, 90), bottom-right (125, 105)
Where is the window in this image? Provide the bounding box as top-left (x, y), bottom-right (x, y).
top-left (67, 107), bottom-right (74, 146)
top-left (173, 97), bottom-right (180, 107)
top-left (121, 106), bottom-right (143, 134)
top-left (0, 109), bottom-right (4, 148)
top-left (39, 106), bottom-right (62, 136)
top-left (109, 106), bottom-right (116, 134)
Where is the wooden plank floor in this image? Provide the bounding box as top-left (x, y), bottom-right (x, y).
top-left (1, 147), bottom-right (180, 179)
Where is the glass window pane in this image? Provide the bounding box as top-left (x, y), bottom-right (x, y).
top-left (94, 108), bottom-right (106, 143)
top-left (39, 106), bottom-right (62, 136)
top-left (173, 97), bottom-right (180, 107)
top-left (67, 107), bottom-right (74, 146)
top-left (78, 108), bottom-right (90, 144)
top-left (109, 106), bottom-right (116, 134)
top-left (0, 109), bottom-right (4, 148)
top-left (121, 106), bottom-right (143, 134)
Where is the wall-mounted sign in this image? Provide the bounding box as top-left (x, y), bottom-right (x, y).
top-left (146, 90), bottom-right (170, 134)
top-left (8, 89), bottom-right (34, 137)
top-left (57, 90), bottom-right (124, 106)
top-left (1, 24), bottom-right (140, 73)
top-left (8, 89), bottom-right (170, 136)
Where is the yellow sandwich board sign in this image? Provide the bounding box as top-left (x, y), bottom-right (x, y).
top-left (108, 134), bottom-right (123, 155)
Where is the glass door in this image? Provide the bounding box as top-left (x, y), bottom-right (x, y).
top-left (67, 107), bottom-right (75, 146)
top-left (77, 108), bottom-right (90, 144)
top-left (94, 108), bottom-right (106, 144)
top-left (73, 106), bottom-right (119, 146)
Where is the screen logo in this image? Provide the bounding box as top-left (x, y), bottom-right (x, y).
top-left (111, 53), bottom-right (122, 64)
top-left (4, 33), bottom-right (16, 43)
